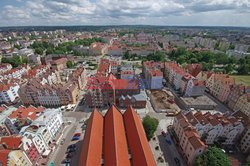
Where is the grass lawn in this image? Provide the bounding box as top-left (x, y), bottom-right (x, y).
top-left (230, 75), bottom-right (250, 86)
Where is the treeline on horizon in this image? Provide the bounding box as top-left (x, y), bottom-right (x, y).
top-left (1, 25), bottom-right (250, 32)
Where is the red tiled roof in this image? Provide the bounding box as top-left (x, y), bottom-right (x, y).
top-left (0, 106), bottom-right (6, 113)
top-left (104, 105), bottom-right (130, 166)
top-left (0, 136), bottom-right (22, 150)
top-left (149, 70), bottom-right (163, 77)
top-left (124, 106), bottom-right (156, 166)
top-left (79, 105), bottom-right (156, 166)
top-left (0, 149), bottom-right (10, 166)
top-left (188, 134), bottom-right (206, 150)
top-left (185, 64), bottom-right (202, 77)
top-left (112, 79), bottom-right (128, 89)
top-left (78, 109), bottom-right (103, 166)
top-left (9, 106), bottom-right (45, 120)
top-left (0, 82), bottom-right (17, 92)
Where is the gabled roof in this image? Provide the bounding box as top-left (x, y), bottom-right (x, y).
top-left (104, 105), bottom-right (130, 166)
top-left (0, 136), bottom-right (22, 150)
top-left (78, 109), bottom-right (103, 166)
top-left (123, 106), bottom-right (156, 166)
top-left (0, 149), bottom-right (11, 166)
top-left (9, 105), bottom-right (45, 120)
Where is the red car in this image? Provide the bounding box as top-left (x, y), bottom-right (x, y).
top-left (74, 133), bottom-right (81, 137)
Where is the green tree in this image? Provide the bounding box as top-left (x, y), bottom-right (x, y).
top-left (147, 51), bottom-right (165, 62)
top-left (195, 147), bottom-right (230, 166)
top-left (35, 48), bottom-right (44, 55)
top-left (142, 115), bottom-right (159, 141)
top-left (229, 43), bottom-right (235, 50)
top-left (66, 61), bottom-right (75, 68)
top-left (224, 64), bottom-right (234, 74)
top-left (2, 56), bottom-right (27, 67)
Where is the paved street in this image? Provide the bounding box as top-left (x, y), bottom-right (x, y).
top-left (204, 92), bottom-right (232, 113)
top-left (48, 112), bottom-right (89, 166)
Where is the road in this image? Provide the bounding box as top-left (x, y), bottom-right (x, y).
top-left (48, 112), bottom-right (89, 166)
top-left (204, 92), bottom-right (232, 113)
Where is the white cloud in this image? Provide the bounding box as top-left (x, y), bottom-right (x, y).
top-left (0, 0), bottom-right (250, 26)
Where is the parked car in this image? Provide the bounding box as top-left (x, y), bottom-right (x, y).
top-left (74, 133), bottom-right (81, 137)
top-left (62, 158), bottom-right (71, 164)
top-left (67, 144), bottom-right (76, 149)
top-left (66, 153), bottom-right (74, 159)
top-left (67, 148), bottom-right (76, 153)
top-left (71, 136), bottom-right (80, 141)
top-left (165, 139), bottom-right (172, 145)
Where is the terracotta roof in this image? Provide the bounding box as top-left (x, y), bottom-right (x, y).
top-left (112, 79), bottom-right (128, 89)
top-left (0, 106), bottom-right (6, 113)
top-left (104, 105), bottom-right (130, 166)
top-left (0, 136), bottom-right (22, 150)
top-left (186, 112), bottom-right (198, 126)
top-left (0, 149), bottom-right (10, 166)
top-left (149, 70), bottom-right (163, 77)
top-left (79, 105), bottom-right (156, 165)
top-left (123, 106), bottom-right (156, 166)
top-left (188, 135), bottom-right (206, 150)
top-left (0, 82), bottom-right (17, 92)
top-left (78, 109), bottom-right (103, 166)
top-left (9, 105), bottom-right (45, 120)
top-left (185, 64), bottom-right (202, 77)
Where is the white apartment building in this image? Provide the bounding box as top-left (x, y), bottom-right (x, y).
top-left (21, 125), bottom-right (52, 155)
top-left (177, 111), bottom-right (244, 145)
top-left (0, 66), bottom-right (28, 81)
top-left (240, 126), bottom-right (250, 154)
top-left (184, 79), bottom-right (206, 97)
top-left (149, 70), bottom-right (163, 89)
top-left (0, 83), bottom-right (20, 103)
top-left (33, 108), bottom-right (63, 138)
top-left (0, 63), bottom-right (12, 74)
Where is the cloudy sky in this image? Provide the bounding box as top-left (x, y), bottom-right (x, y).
top-left (0, 0), bottom-right (250, 27)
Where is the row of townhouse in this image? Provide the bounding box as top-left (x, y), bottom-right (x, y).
top-left (142, 61), bottom-right (164, 89)
top-left (232, 111), bottom-right (250, 154)
top-left (0, 82), bottom-right (19, 104)
top-left (173, 111), bottom-right (244, 165)
top-left (18, 79), bottom-right (79, 107)
top-left (85, 73), bottom-right (140, 108)
top-left (165, 62), bottom-right (250, 116)
top-left (206, 73), bottom-right (250, 116)
top-left (0, 64), bottom-right (53, 105)
top-left (0, 65), bottom-right (29, 82)
top-left (0, 107), bottom-right (63, 166)
top-left (164, 62), bottom-right (206, 97)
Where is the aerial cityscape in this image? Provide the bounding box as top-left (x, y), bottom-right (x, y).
top-left (0, 0), bottom-right (250, 166)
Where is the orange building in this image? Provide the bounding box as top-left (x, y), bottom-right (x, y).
top-left (78, 105), bottom-right (156, 166)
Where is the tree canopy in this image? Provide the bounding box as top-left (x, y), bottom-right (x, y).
top-left (30, 37), bottom-right (105, 55)
top-left (170, 48), bottom-right (250, 74)
top-left (2, 56), bottom-right (28, 67)
top-left (142, 115), bottom-right (159, 141)
top-left (195, 147), bottom-right (231, 166)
